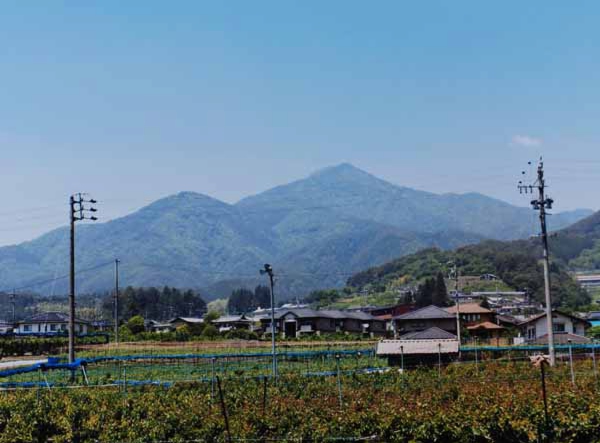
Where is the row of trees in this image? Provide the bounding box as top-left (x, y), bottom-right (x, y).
top-left (227, 285), bottom-right (271, 314)
top-left (414, 272), bottom-right (450, 307)
top-left (101, 286), bottom-right (207, 321)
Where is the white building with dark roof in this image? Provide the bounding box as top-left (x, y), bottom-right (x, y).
top-left (15, 312), bottom-right (89, 334)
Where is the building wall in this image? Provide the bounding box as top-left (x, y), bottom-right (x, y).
top-left (16, 322), bottom-right (88, 334)
top-left (396, 318), bottom-right (456, 334)
top-left (524, 313), bottom-right (586, 339)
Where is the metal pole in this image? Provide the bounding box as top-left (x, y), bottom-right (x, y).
top-left (268, 270), bottom-right (277, 381)
top-left (568, 341), bottom-right (575, 386)
top-left (400, 345), bottom-right (404, 373)
top-left (540, 361), bottom-right (550, 437)
top-left (454, 267), bottom-right (461, 346)
top-left (336, 355), bottom-right (343, 409)
top-left (438, 343), bottom-right (442, 377)
top-left (68, 195), bottom-right (76, 364)
top-left (114, 259), bottom-right (120, 345)
top-left (593, 346), bottom-right (597, 381)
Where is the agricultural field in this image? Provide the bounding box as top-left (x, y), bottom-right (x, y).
top-left (1, 360), bottom-right (600, 442)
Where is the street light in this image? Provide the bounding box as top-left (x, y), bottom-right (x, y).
top-left (260, 263), bottom-right (277, 381)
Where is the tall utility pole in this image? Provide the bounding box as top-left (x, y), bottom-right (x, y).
top-left (519, 158), bottom-right (556, 366)
top-left (448, 262), bottom-right (461, 345)
top-left (9, 290), bottom-right (16, 324)
top-left (260, 264), bottom-right (277, 380)
top-left (69, 193), bottom-right (98, 364)
top-left (114, 258), bottom-right (120, 345)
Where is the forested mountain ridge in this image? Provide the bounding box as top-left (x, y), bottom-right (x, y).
top-left (347, 209), bottom-right (600, 308)
top-left (0, 164), bottom-right (592, 300)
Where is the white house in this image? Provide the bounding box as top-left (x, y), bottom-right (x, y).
top-left (15, 312), bottom-right (89, 334)
top-left (518, 309), bottom-right (590, 344)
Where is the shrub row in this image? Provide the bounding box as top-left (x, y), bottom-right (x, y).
top-left (0, 362), bottom-right (599, 442)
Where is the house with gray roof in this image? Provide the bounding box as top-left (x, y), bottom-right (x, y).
top-left (15, 312), bottom-right (89, 335)
top-left (257, 308), bottom-right (386, 338)
top-left (393, 305), bottom-right (456, 337)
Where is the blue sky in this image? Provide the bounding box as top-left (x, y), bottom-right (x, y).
top-left (1, 1), bottom-right (599, 245)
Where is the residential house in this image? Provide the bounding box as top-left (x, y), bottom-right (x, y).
top-left (518, 309), bottom-right (590, 344)
top-left (169, 317), bottom-right (204, 329)
top-left (148, 320), bottom-right (176, 333)
top-left (212, 314), bottom-right (253, 333)
top-left (377, 327), bottom-right (459, 366)
top-left (445, 303), bottom-right (505, 342)
top-left (392, 305), bottom-right (456, 337)
top-left (15, 312), bottom-right (89, 334)
top-left (257, 308), bottom-right (386, 338)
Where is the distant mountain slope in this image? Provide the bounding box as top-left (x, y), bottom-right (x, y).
top-left (0, 164), bottom-right (592, 300)
top-left (347, 209), bottom-right (600, 308)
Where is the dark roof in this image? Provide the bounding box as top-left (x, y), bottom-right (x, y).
top-left (394, 305), bottom-right (454, 321)
top-left (271, 308), bottom-right (378, 321)
top-left (519, 309), bottom-right (590, 326)
top-left (400, 327), bottom-right (457, 340)
top-left (345, 311), bottom-right (379, 321)
top-left (18, 312), bottom-right (89, 324)
top-left (496, 314), bottom-right (520, 326)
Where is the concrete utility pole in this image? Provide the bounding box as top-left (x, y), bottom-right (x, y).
top-left (9, 290), bottom-right (16, 324)
top-left (519, 158), bottom-right (556, 366)
top-left (114, 258), bottom-right (120, 345)
top-left (449, 262), bottom-right (461, 345)
top-left (69, 193), bottom-right (98, 364)
top-left (260, 264), bottom-right (277, 381)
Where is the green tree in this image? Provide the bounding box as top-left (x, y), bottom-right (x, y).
top-left (125, 315), bottom-right (145, 334)
top-left (415, 278), bottom-right (434, 307)
top-left (432, 272), bottom-right (449, 307)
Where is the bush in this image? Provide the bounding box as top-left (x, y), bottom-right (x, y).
top-left (201, 324), bottom-right (218, 339)
top-left (125, 315), bottom-right (145, 334)
top-left (224, 329), bottom-right (259, 340)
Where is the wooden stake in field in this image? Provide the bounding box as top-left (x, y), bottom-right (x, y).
top-left (531, 354), bottom-right (551, 440)
top-left (216, 376), bottom-right (232, 443)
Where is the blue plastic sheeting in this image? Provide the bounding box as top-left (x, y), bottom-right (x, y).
top-left (0, 332), bottom-right (109, 339)
top-left (0, 359), bottom-right (84, 378)
top-left (0, 381), bottom-right (55, 388)
top-left (460, 343), bottom-right (600, 352)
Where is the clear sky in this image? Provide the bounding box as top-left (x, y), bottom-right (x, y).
top-left (1, 1), bottom-right (599, 246)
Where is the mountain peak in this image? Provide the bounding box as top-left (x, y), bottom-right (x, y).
top-left (310, 163), bottom-right (370, 179)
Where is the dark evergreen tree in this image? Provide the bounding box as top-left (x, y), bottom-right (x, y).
top-left (432, 272), bottom-right (449, 307)
top-left (415, 278), bottom-right (434, 307)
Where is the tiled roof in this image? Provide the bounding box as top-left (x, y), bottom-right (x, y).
top-left (445, 303), bottom-right (492, 315)
top-left (399, 327), bottom-right (457, 340)
top-left (213, 315), bottom-right (252, 323)
top-left (466, 321), bottom-right (504, 330)
top-left (170, 317), bottom-right (204, 324)
top-left (394, 305), bottom-right (454, 320)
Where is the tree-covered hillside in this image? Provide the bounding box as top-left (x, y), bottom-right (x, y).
top-left (347, 240), bottom-right (590, 308)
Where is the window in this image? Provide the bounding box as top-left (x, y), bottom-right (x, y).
top-left (553, 323), bottom-right (566, 333)
top-left (50, 324), bottom-right (57, 331)
top-left (24, 325), bottom-right (32, 332)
